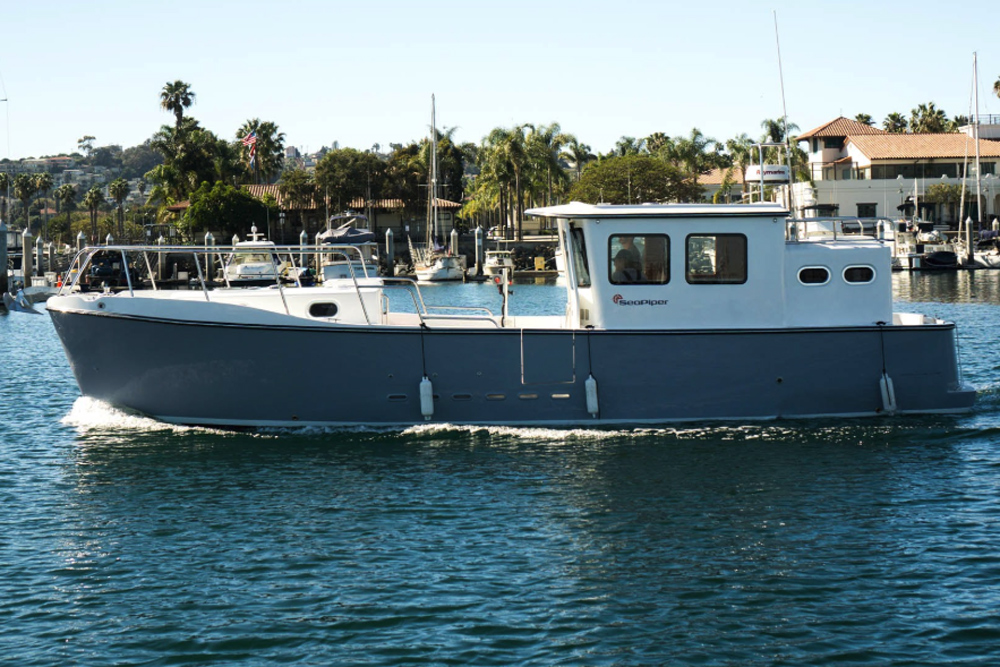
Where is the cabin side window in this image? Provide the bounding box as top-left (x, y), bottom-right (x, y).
top-left (798, 266), bottom-right (830, 285)
top-left (685, 234), bottom-right (747, 284)
top-left (608, 234), bottom-right (670, 285)
top-left (568, 227), bottom-right (591, 288)
top-left (843, 266), bottom-right (875, 284)
top-left (309, 302), bottom-right (339, 318)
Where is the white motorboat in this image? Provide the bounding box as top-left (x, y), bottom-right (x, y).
top-left (483, 250), bottom-right (514, 277)
top-left (47, 202), bottom-right (974, 428)
top-left (223, 225), bottom-right (290, 286)
top-left (316, 214), bottom-right (381, 281)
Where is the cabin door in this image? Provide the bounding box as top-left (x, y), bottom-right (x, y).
top-left (520, 330), bottom-right (576, 385)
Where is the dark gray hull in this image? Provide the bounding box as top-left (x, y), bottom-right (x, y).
top-left (48, 310), bottom-right (974, 427)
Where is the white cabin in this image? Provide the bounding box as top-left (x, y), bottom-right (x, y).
top-left (527, 202), bottom-right (893, 331)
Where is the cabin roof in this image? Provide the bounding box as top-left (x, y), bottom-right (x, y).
top-left (525, 201), bottom-right (788, 219)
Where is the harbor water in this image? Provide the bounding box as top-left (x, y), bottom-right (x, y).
top-left (4, 272), bottom-right (1000, 665)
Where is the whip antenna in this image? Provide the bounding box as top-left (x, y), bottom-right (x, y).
top-left (774, 10), bottom-right (794, 213)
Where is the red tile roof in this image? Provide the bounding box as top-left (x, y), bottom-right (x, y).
top-left (797, 117), bottom-right (888, 140)
top-left (847, 133), bottom-right (1000, 160)
top-left (701, 167), bottom-right (745, 185)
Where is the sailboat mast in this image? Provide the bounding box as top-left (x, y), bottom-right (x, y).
top-left (974, 53), bottom-right (983, 225)
top-left (430, 94), bottom-right (438, 244)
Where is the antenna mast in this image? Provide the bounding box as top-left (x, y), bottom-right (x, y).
top-left (774, 11), bottom-right (795, 214)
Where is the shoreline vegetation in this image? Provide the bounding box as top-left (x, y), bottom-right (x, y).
top-left (0, 81), bottom-right (985, 246)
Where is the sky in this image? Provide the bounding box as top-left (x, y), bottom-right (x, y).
top-left (3, 0), bottom-right (1000, 160)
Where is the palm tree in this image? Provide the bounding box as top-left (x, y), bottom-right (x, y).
top-left (669, 128), bottom-right (724, 182)
top-left (108, 178), bottom-right (130, 239)
top-left (560, 138), bottom-right (596, 181)
top-left (855, 113), bottom-right (874, 126)
top-left (525, 123), bottom-right (570, 206)
top-left (994, 76), bottom-right (1000, 100)
top-left (237, 118), bottom-right (286, 183)
top-left (482, 125), bottom-right (529, 240)
top-left (883, 112), bottom-right (908, 134)
top-left (33, 172), bottom-right (54, 240)
top-left (614, 136), bottom-right (646, 156)
top-left (0, 171), bottom-right (8, 224)
top-left (160, 80), bottom-right (196, 130)
top-left (725, 133), bottom-right (755, 195)
top-left (910, 102), bottom-right (948, 133)
top-left (82, 186), bottom-right (104, 242)
top-left (56, 183), bottom-right (76, 238)
top-left (759, 118), bottom-right (800, 163)
top-left (12, 173), bottom-right (37, 230)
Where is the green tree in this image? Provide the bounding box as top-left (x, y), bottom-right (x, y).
top-left (481, 125), bottom-right (530, 239)
top-left (910, 102), bottom-right (948, 133)
top-left (278, 168), bottom-right (318, 235)
top-left (55, 183), bottom-right (76, 241)
top-left (12, 173), bottom-right (37, 229)
top-left (237, 118), bottom-right (286, 183)
top-left (883, 112), bottom-right (908, 133)
top-left (525, 123), bottom-right (570, 206)
top-left (568, 155), bottom-right (703, 204)
top-left (33, 172), bottom-right (54, 239)
top-left (184, 181), bottom-right (269, 240)
top-left (725, 133), bottom-right (756, 195)
top-left (108, 177), bottom-right (130, 239)
top-left (561, 138), bottom-right (595, 181)
top-left (121, 140), bottom-right (163, 179)
top-left (82, 186), bottom-right (104, 242)
top-left (855, 113), bottom-right (874, 126)
top-left (314, 147), bottom-right (384, 215)
top-left (77, 135), bottom-right (96, 159)
top-left (146, 118), bottom-right (228, 203)
top-left (946, 115), bottom-right (970, 133)
top-left (0, 171), bottom-right (10, 224)
top-left (659, 128), bottom-right (726, 182)
top-left (160, 80), bottom-right (195, 130)
top-left (613, 136), bottom-right (646, 156)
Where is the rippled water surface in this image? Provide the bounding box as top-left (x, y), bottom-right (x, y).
top-left (5, 275), bottom-right (1000, 665)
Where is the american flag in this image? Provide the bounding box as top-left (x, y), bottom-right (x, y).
top-left (242, 130), bottom-right (257, 168)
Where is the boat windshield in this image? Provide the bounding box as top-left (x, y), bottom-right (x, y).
top-left (232, 253), bottom-right (273, 264)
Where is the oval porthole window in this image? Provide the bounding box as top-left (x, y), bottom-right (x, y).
top-left (844, 266), bottom-right (875, 284)
top-left (798, 267), bottom-right (830, 285)
top-left (308, 302), bottom-right (339, 317)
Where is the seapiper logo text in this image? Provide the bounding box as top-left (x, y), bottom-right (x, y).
top-left (613, 294), bottom-right (669, 306)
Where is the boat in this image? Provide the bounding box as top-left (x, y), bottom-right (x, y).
top-left (483, 249), bottom-right (514, 277)
top-left (315, 213), bottom-right (381, 281)
top-left (887, 220), bottom-right (959, 270)
top-left (2, 288), bottom-right (41, 314)
top-left (411, 95), bottom-right (465, 282)
top-left (223, 225), bottom-right (290, 286)
top-left (46, 202), bottom-right (975, 427)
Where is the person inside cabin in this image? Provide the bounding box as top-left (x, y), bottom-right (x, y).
top-left (619, 236), bottom-right (642, 273)
top-left (612, 249), bottom-right (640, 283)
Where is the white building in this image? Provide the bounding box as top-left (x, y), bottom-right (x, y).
top-left (790, 116), bottom-right (1000, 225)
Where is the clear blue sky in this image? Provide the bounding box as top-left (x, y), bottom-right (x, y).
top-left (2, 0), bottom-right (998, 160)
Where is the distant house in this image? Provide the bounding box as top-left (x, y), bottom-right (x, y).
top-left (790, 116), bottom-right (1000, 224)
top-left (700, 167), bottom-right (746, 203)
